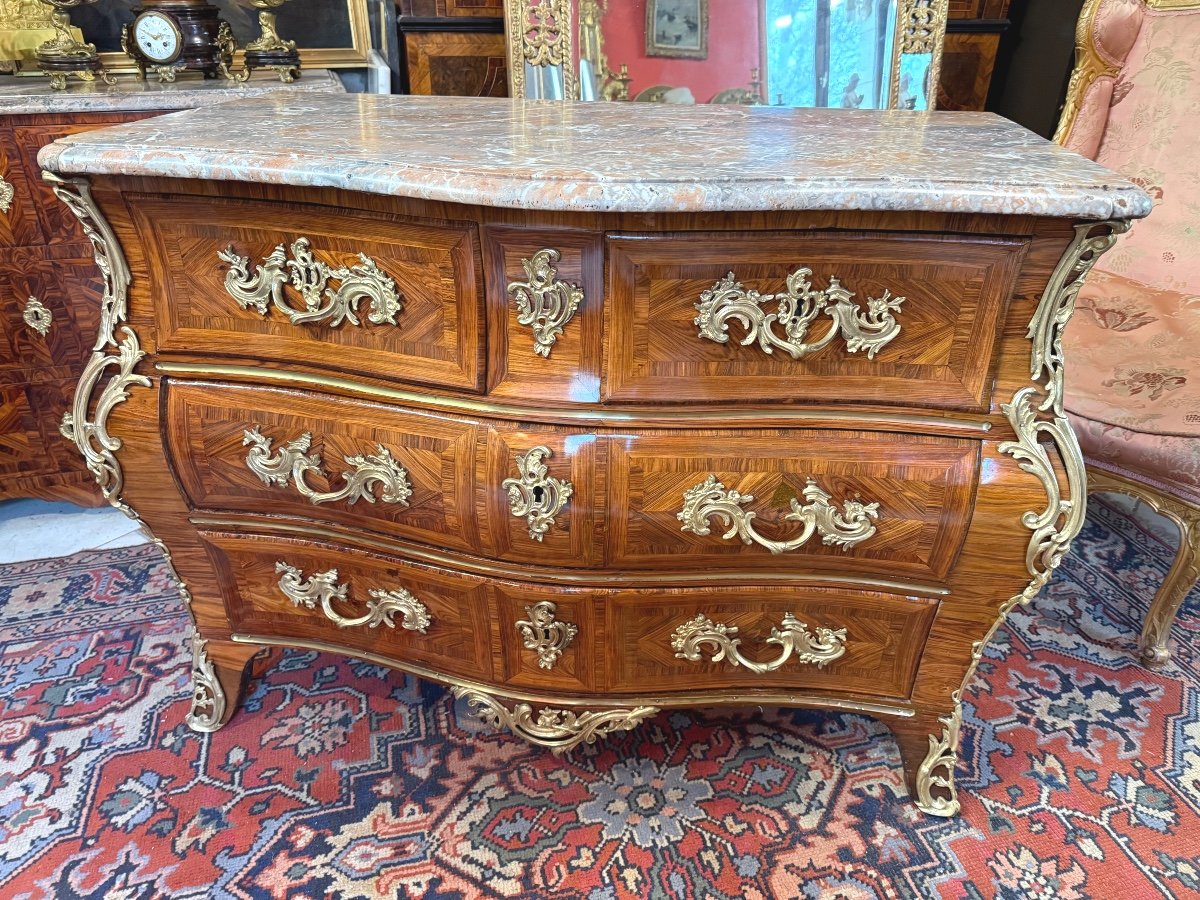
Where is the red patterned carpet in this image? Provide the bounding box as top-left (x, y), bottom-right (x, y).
top-left (1, 496), bottom-right (1198, 899)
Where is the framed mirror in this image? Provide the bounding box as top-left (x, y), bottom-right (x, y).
top-left (505, 0), bottom-right (948, 109)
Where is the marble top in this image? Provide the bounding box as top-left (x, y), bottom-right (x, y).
top-left (0, 70), bottom-right (343, 115)
top-left (39, 95), bottom-right (1151, 220)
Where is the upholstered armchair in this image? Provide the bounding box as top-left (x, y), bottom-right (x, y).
top-left (1055, 0), bottom-right (1200, 666)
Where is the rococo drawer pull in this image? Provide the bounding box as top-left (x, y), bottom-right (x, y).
top-left (516, 601), bottom-right (578, 670)
top-left (678, 474), bottom-right (879, 553)
top-left (0, 175), bottom-right (13, 214)
top-left (509, 248), bottom-right (584, 358)
top-left (218, 237), bottom-right (403, 328)
top-left (275, 562), bottom-right (432, 632)
top-left (671, 613), bottom-right (847, 673)
top-left (503, 445), bottom-right (573, 541)
top-left (22, 296), bottom-right (52, 338)
top-left (452, 687), bottom-right (657, 755)
top-left (694, 267), bottom-right (905, 360)
top-left (243, 425), bottom-right (412, 507)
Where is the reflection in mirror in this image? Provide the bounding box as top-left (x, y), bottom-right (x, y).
top-left (506, 0), bottom-right (947, 110)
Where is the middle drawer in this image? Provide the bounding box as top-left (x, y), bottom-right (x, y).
top-left (167, 380), bottom-right (978, 585)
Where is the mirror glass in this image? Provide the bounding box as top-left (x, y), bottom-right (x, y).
top-left (510, 0), bottom-right (944, 110)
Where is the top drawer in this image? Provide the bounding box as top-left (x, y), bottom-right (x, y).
top-left (129, 195), bottom-right (484, 392)
top-left (604, 231), bottom-right (1026, 411)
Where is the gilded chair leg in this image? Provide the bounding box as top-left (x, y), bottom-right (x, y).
top-left (1088, 468), bottom-right (1200, 668)
top-left (1139, 509), bottom-right (1200, 667)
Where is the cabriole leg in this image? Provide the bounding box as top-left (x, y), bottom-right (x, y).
top-left (187, 634), bottom-right (260, 733)
top-left (892, 705), bottom-right (963, 817)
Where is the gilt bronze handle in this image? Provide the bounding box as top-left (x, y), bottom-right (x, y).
top-left (694, 267), bottom-right (904, 360)
top-left (677, 474), bottom-right (879, 553)
top-left (218, 237), bottom-right (402, 328)
top-left (243, 425), bottom-right (412, 508)
top-left (671, 613), bottom-right (847, 674)
top-left (275, 561), bottom-right (432, 632)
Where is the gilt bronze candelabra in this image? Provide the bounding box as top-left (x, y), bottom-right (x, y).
top-left (35, 0), bottom-right (114, 89)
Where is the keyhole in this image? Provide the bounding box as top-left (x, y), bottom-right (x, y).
top-left (532, 485), bottom-right (546, 505)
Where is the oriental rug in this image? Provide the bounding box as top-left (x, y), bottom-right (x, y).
top-left (0, 496), bottom-right (1197, 899)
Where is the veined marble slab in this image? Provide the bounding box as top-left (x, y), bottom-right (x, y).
top-left (39, 95), bottom-right (1150, 220)
top-left (0, 70), bottom-right (343, 115)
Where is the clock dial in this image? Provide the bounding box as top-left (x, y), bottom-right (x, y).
top-left (134, 13), bottom-right (182, 64)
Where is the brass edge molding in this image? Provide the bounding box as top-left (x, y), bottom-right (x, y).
top-left (1028, 221), bottom-right (1131, 416)
top-left (22, 296), bottom-right (52, 338)
top-left (243, 425), bottom-right (412, 507)
top-left (509, 248), bottom-right (584, 358)
top-left (515, 601), bottom-right (577, 669)
top-left (672, 613), bottom-right (848, 674)
top-left (1052, 0), bottom-right (1119, 146)
top-left (454, 686), bottom-right (656, 754)
top-left (890, 0), bottom-right (949, 110)
top-left (1145, 0), bottom-right (1200, 8)
top-left (230, 631), bottom-right (918, 717)
top-left (695, 268), bottom-right (905, 360)
top-left (503, 446), bottom-right (573, 541)
top-left (43, 173), bottom-right (131, 352)
top-left (186, 633), bottom-right (226, 733)
top-left (1087, 466), bottom-right (1200, 667)
top-left (218, 237), bottom-right (402, 328)
top-left (154, 363), bottom-right (994, 434)
top-left (0, 175), bottom-right (13, 214)
top-left (275, 561), bottom-right (432, 632)
top-left (679, 474), bottom-right (880, 553)
top-left (506, 0), bottom-right (577, 100)
top-left (190, 513), bottom-right (952, 595)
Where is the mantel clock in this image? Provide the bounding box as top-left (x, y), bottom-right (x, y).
top-left (121, 0), bottom-right (235, 81)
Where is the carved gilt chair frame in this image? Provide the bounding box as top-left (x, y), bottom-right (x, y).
top-left (1055, 0), bottom-right (1200, 667)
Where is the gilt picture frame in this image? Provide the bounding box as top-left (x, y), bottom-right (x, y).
top-left (645, 0), bottom-right (707, 60)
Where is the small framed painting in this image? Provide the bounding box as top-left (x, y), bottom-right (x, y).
top-left (645, 0), bottom-right (707, 60)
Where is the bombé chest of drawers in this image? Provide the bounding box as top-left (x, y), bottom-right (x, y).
top-left (0, 72), bottom-right (344, 506)
top-left (39, 95), bottom-right (1149, 817)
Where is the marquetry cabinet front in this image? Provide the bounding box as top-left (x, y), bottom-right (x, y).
top-left (53, 174), bottom-right (1123, 818)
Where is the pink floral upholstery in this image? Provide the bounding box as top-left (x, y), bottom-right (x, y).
top-left (1063, 78), bottom-right (1115, 160)
top-left (1091, 5), bottom-right (1200, 293)
top-left (1093, 0), bottom-right (1145, 65)
top-left (1064, 270), bottom-right (1200, 503)
top-left (1059, 1), bottom-right (1200, 502)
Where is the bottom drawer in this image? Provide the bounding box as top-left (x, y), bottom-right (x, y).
top-left (199, 528), bottom-right (939, 703)
top-left (606, 591), bottom-right (937, 700)
top-left (201, 532), bottom-right (496, 682)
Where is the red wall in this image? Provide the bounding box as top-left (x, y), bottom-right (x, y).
top-left (602, 2), bottom-right (763, 103)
